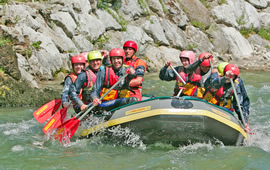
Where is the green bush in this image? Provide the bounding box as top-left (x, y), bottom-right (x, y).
top-left (258, 27), bottom-right (270, 40)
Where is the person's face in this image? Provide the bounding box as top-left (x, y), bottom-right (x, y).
top-left (73, 63), bottom-right (85, 75)
top-left (124, 47), bottom-right (135, 59)
top-left (111, 56), bottom-right (123, 69)
top-left (180, 57), bottom-right (190, 68)
top-left (200, 65), bottom-right (210, 73)
top-left (89, 59), bottom-right (101, 71)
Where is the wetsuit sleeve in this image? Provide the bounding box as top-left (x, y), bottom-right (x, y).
top-left (232, 78), bottom-right (250, 123)
top-left (61, 77), bottom-right (73, 103)
top-left (205, 72), bottom-right (226, 89)
top-left (159, 66), bottom-right (180, 81)
top-left (91, 69), bottom-right (105, 100)
top-left (186, 60), bottom-right (202, 73)
top-left (69, 72), bottom-right (87, 107)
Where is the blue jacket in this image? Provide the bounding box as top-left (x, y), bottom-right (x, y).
top-left (205, 72), bottom-right (250, 123)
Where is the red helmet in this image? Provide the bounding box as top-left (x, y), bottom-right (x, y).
top-left (123, 40), bottom-right (137, 52)
top-left (71, 55), bottom-right (86, 64)
top-left (110, 48), bottom-right (125, 62)
top-left (179, 51), bottom-right (195, 64)
top-left (198, 52), bottom-right (213, 67)
top-left (224, 64), bottom-right (240, 77)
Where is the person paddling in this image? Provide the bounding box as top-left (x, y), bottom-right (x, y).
top-left (69, 51), bottom-right (103, 112)
top-left (91, 48), bottom-right (136, 107)
top-left (123, 41), bottom-right (147, 101)
top-left (183, 52), bottom-right (216, 98)
top-left (203, 64), bottom-right (250, 132)
top-left (61, 55), bottom-right (86, 109)
top-left (159, 50), bottom-right (196, 96)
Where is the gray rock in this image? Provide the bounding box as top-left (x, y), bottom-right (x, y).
top-left (246, 0), bottom-right (268, 9)
top-left (143, 15), bottom-right (169, 46)
top-left (96, 9), bottom-right (122, 31)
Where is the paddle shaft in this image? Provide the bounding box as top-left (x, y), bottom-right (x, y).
top-left (170, 65), bottom-right (186, 97)
top-left (230, 78), bottom-right (246, 125)
top-left (78, 73), bottom-right (129, 121)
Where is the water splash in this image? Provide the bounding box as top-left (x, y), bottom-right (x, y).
top-left (11, 145), bottom-right (24, 152)
top-left (107, 126), bottom-right (146, 149)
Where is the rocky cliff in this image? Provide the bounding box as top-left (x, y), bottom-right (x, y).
top-left (0, 0), bottom-right (270, 106)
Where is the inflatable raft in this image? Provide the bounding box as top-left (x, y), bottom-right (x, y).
top-left (79, 96), bottom-right (248, 146)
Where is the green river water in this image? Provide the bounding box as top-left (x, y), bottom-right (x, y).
top-left (1, 71), bottom-right (270, 169)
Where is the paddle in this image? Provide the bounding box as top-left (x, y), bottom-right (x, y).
top-left (230, 78), bottom-right (246, 126)
top-left (169, 63), bottom-right (186, 97)
top-left (33, 99), bottom-right (62, 123)
top-left (42, 103), bottom-right (70, 134)
top-left (54, 71), bottom-right (130, 144)
top-left (43, 102), bottom-right (93, 135)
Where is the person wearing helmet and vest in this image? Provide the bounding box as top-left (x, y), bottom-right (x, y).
top-left (61, 55), bottom-right (86, 108)
top-left (91, 48), bottom-right (136, 107)
top-left (183, 52), bottom-right (216, 98)
top-left (123, 40), bottom-right (147, 101)
top-left (217, 62), bottom-right (229, 76)
top-left (159, 50), bottom-right (196, 96)
top-left (69, 51), bottom-right (104, 112)
top-left (204, 64), bottom-right (250, 132)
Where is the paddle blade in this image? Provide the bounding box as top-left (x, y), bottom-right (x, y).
top-left (42, 107), bottom-right (68, 134)
top-left (53, 117), bottom-right (80, 144)
top-left (33, 99), bottom-right (62, 123)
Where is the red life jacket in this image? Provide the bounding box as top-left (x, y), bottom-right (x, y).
top-left (181, 68), bottom-right (202, 97)
top-left (101, 65), bottom-right (130, 101)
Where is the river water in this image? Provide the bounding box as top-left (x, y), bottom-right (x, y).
top-left (1, 71), bottom-right (270, 169)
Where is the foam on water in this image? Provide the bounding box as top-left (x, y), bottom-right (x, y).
top-left (11, 145), bottom-right (24, 152)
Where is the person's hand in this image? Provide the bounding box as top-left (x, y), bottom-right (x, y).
top-left (128, 67), bottom-right (135, 75)
top-left (203, 54), bottom-right (212, 60)
top-left (100, 50), bottom-right (109, 58)
top-left (165, 61), bottom-right (172, 67)
top-left (225, 70), bottom-right (234, 79)
top-left (92, 98), bottom-right (101, 106)
top-left (80, 104), bottom-right (88, 111)
top-left (244, 123), bottom-right (251, 133)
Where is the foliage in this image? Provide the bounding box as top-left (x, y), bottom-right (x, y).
top-left (200, 0), bottom-right (210, 9)
top-left (97, 0), bottom-right (122, 11)
top-left (0, 37), bottom-right (11, 47)
top-left (0, 67), bottom-right (4, 73)
top-left (94, 35), bottom-right (110, 48)
top-left (187, 43), bottom-right (198, 50)
top-left (104, 7), bottom-right (128, 31)
top-left (158, 0), bottom-right (167, 13)
top-left (218, 0), bottom-right (227, 5)
top-left (258, 27), bottom-right (270, 40)
top-left (236, 14), bottom-right (246, 26)
top-left (32, 41), bottom-right (42, 50)
top-left (52, 67), bottom-right (68, 78)
top-left (191, 20), bottom-right (206, 31)
top-left (138, 0), bottom-right (150, 15)
top-left (240, 27), bottom-right (255, 38)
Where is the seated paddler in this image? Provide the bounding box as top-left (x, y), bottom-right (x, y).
top-left (203, 64), bottom-right (250, 132)
top-left (69, 51), bottom-right (104, 113)
top-left (91, 48), bottom-right (137, 110)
